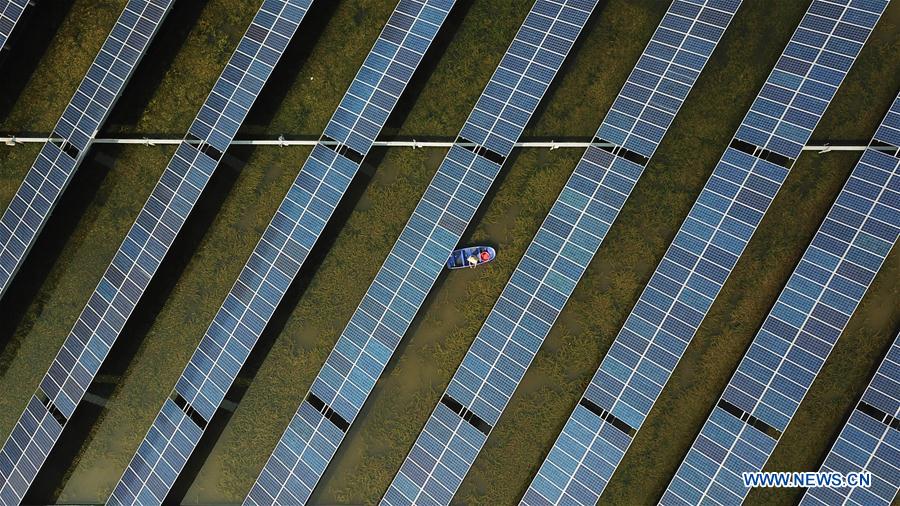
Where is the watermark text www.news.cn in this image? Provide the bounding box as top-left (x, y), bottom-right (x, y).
top-left (742, 471), bottom-right (871, 489)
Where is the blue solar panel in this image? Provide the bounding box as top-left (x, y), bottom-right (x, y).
top-left (524, 2), bottom-right (890, 505)
top-left (0, 1), bottom-right (313, 503)
top-left (110, 1), bottom-right (455, 503)
top-left (800, 331), bottom-right (900, 506)
top-left (662, 93), bottom-right (900, 506)
top-left (246, 1), bottom-right (599, 504)
top-left (0, 0), bottom-right (174, 301)
top-left (383, 1), bottom-right (742, 505)
top-left (0, 0), bottom-right (28, 49)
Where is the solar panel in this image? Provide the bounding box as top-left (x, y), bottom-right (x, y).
top-left (246, 1), bottom-right (599, 504)
top-left (521, 2), bottom-right (890, 504)
top-left (661, 92), bottom-right (900, 506)
top-left (383, 1), bottom-right (743, 504)
top-left (109, 1), bottom-right (455, 503)
top-left (0, 1), bottom-right (314, 503)
top-left (0, 0), bottom-right (28, 50)
top-left (799, 331), bottom-right (900, 506)
top-left (0, 0), bottom-right (174, 301)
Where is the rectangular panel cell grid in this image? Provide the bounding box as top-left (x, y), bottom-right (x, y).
top-left (0, 2), bottom-right (313, 504)
top-left (0, 0), bottom-right (28, 49)
top-left (246, 1), bottom-right (599, 504)
top-left (0, 0), bottom-right (174, 301)
top-left (385, 1), bottom-right (743, 505)
top-left (799, 331), bottom-right (900, 506)
top-left (524, 3), bottom-right (889, 505)
top-left (110, 1), bottom-right (455, 503)
top-left (662, 93), bottom-right (900, 506)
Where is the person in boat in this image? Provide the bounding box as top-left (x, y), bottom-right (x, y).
top-left (467, 250), bottom-right (492, 267)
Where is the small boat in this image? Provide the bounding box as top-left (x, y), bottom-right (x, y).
top-left (447, 246), bottom-right (496, 269)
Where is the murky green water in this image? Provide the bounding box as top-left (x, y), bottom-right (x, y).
top-left (0, 0), bottom-right (898, 504)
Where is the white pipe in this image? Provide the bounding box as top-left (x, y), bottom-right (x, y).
top-left (0, 136), bottom-right (886, 153)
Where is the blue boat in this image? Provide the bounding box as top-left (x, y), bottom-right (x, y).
top-left (447, 246), bottom-right (496, 269)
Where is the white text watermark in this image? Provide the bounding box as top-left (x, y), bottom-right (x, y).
top-left (742, 471), bottom-right (871, 489)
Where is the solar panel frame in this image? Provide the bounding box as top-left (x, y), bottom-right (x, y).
top-left (0, 1), bottom-right (314, 503)
top-left (246, 1), bottom-right (601, 504)
top-left (523, 2), bottom-right (890, 505)
top-left (0, 0), bottom-right (174, 301)
top-left (382, 1), bottom-right (744, 505)
top-left (109, 1), bottom-right (456, 502)
top-left (662, 92), bottom-right (900, 506)
top-left (799, 331), bottom-right (900, 506)
top-left (0, 0), bottom-right (29, 50)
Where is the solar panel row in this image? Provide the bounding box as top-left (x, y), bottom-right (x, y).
top-left (0, 0), bottom-right (174, 301)
top-left (112, 1), bottom-right (455, 503)
top-left (800, 330), bottom-right (900, 506)
top-left (0, 1), bottom-right (314, 504)
top-left (247, 1), bottom-right (599, 504)
top-left (383, 1), bottom-right (743, 505)
top-left (523, 2), bottom-right (888, 504)
top-left (662, 91), bottom-right (900, 506)
top-left (0, 0), bottom-right (178, 502)
top-left (0, 0), bottom-right (28, 50)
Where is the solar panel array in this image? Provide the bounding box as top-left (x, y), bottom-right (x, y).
top-left (521, 2), bottom-right (889, 505)
top-left (662, 92), bottom-right (900, 506)
top-left (0, 0), bottom-right (27, 49)
top-left (383, 1), bottom-right (743, 505)
top-left (800, 331), bottom-right (900, 506)
top-left (0, 1), bottom-right (313, 503)
top-left (0, 0), bottom-right (177, 501)
top-left (246, 1), bottom-right (599, 503)
top-left (110, 1), bottom-right (455, 503)
top-left (0, 0), bottom-right (174, 301)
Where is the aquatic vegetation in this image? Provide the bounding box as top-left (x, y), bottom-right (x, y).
top-left (0, 0), bottom-right (897, 504)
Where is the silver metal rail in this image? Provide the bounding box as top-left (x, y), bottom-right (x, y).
top-left (0, 135), bottom-right (880, 153)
